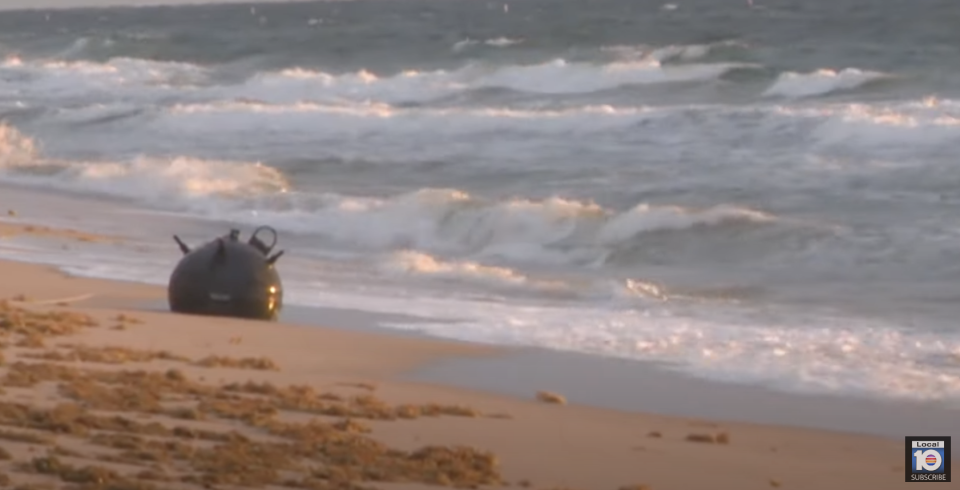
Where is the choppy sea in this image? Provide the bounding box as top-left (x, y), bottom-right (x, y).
top-left (1, 0), bottom-right (959, 404)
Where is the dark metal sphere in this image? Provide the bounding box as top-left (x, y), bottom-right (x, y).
top-left (167, 227), bottom-right (285, 321)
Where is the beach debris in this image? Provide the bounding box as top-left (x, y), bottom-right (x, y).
top-left (115, 313), bottom-right (142, 324)
top-left (685, 433), bottom-right (716, 443)
top-left (21, 344), bottom-right (188, 364)
top-left (194, 354), bottom-right (279, 371)
top-left (168, 226), bottom-right (285, 321)
top-left (769, 479), bottom-right (782, 487)
top-left (339, 381), bottom-right (378, 391)
top-left (0, 308), bottom-right (506, 489)
top-left (0, 301), bottom-right (647, 490)
top-left (15, 335), bottom-right (44, 349)
top-left (535, 390), bottom-right (566, 405)
top-left (332, 418), bottom-right (372, 433)
top-left (16, 293), bottom-right (94, 307)
top-left (0, 429), bottom-right (53, 445)
top-left (646, 430), bottom-right (663, 438)
top-left (685, 431), bottom-right (731, 444)
top-left (5, 209), bottom-right (14, 217)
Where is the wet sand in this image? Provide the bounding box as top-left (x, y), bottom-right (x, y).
top-left (0, 220), bottom-right (932, 490)
top-left (409, 349), bottom-right (960, 439)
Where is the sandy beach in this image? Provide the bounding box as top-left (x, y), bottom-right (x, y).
top-left (2, 0), bottom-right (959, 486)
top-left (0, 219), bottom-right (922, 490)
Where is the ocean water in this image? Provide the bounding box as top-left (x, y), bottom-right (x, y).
top-left (1, 0), bottom-right (959, 404)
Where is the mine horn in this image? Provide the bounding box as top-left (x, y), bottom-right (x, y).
top-left (248, 225), bottom-right (278, 256)
top-left (173, 235), bottom-right (191, 255)
top-left (266, 250), bottom-right (285, 266)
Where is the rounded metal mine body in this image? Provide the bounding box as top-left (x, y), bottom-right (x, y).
top-left (167, 226), bottom-right (285, 321)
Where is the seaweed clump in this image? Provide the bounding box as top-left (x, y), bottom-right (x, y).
top-left (0, 300), bottom-right (504, 489)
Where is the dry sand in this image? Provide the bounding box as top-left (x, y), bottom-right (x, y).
top-left (0, 221), bottom-right (919, 490)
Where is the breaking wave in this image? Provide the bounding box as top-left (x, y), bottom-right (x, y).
top-left (2, 51), bottom-right (749, 107)
top-left (0, 50), bottom-right (911, 115)
top-left (0, 124), bottom-right (781, 269)
top-left (244, 58), bottom-right (750, 101)
top-left (452, 37), bottom-right (524, 52)
top-left (763, 68), bottom-right (891, 99)
top-left (0, 124), bottom-right (288, 202)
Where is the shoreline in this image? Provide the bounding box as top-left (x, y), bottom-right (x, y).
top-left (246, 304), bottom-right (960, 439)
top-left (0, 256), bottom-right (916, 490)
top-left (0, 222), bottom-right (936, 488)
top-left (82, 276), bottom-right (960, 439)
top-left (3, 217), bottom-right (959, 439)
top-left (1, 165), bottom-right (957, 414)
top-left (409, 349), bottom-right (958, 440)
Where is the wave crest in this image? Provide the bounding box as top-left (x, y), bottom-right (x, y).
top-left (244, 58), bottom-right (750, 101)
top-left (0, 124), bottom-right (288, 203)
top-left (763, 68), bottom-right (890, 99)
top-left (0, 127), bottom-right (781, 268)
top-left (0, 123), bottom-right (38, 165)
top-left (239, 189), bottom-right (778, 268)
